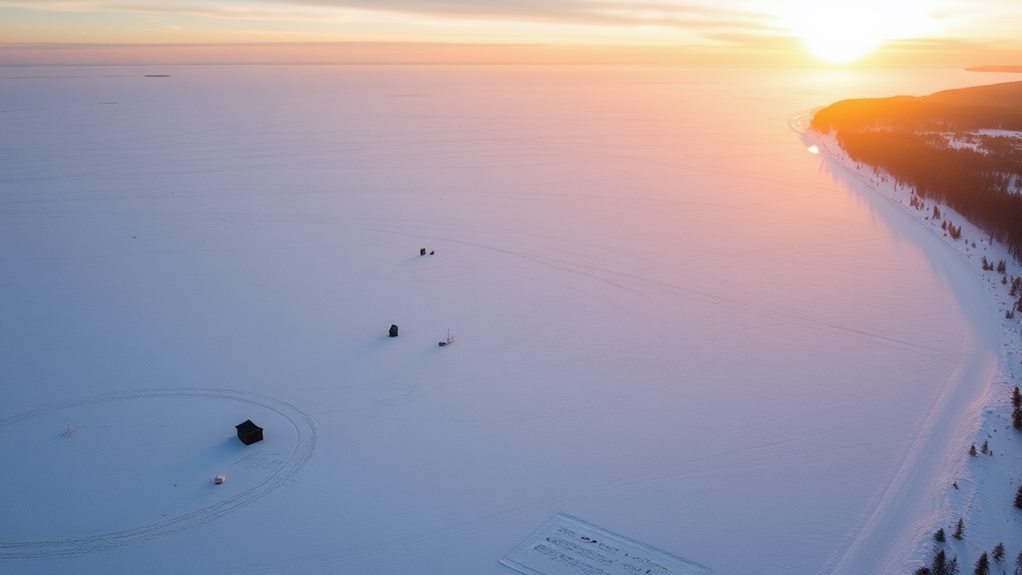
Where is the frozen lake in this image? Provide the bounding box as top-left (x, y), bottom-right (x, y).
top-left (0, 65), bottom-right (1001, 574)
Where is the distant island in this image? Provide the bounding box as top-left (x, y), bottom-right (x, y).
top-left (143, 74), bottom-right (171, 78)
top-left (967, 65), bottom-right (1022, 73)
top-left (811, 81), bottom-right (1022, 262)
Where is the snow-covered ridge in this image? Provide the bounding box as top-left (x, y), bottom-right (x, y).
top-left (936, 130), bottom-right (1022, 194)
top-left (939, 129), bottom-right (1022, 155)
top-left (976, 129), bottom-right (1022, 140)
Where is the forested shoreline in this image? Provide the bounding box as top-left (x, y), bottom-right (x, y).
top-left (811, 81), bottom-right (1022, 262)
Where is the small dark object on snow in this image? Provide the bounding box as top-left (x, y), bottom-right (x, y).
top-left (438, 329), bottom-right (454, 347)
top-left (420, 248), bottom-right (427, 256)
top-left (430, 250), bottom-right (435, 255)
top-left (236, 420), bottom-right (263, 445)
top-left (953, 481), bottom-right (958, 490)
top-left (389, 324), bottom-right (399, 337)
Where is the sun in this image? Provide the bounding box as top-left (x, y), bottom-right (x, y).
top-left (786, 0), bottom-right (932, 64)
top-left (797, 13), bottom-right (886, 63)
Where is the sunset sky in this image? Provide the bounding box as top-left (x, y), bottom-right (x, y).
top-left (1, 0), bottom-right (1020, 66)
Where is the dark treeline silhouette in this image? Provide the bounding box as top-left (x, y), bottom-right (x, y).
top-left (812, 81), bottom-right (1022, 262)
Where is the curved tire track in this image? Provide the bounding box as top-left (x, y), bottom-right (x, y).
top-left (0, 389), bottom-right (317, 560)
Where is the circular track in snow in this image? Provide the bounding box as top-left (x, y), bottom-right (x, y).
top-left (0, 389), bottom-right (316, 560)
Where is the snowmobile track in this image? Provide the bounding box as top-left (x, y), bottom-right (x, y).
top-left (0, 389), bottom-right (317, 560)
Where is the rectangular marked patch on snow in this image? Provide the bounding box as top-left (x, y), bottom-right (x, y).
top-left (501, 514), bottom-right (710, 575)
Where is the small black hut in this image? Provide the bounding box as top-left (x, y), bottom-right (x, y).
top-left (236, 420), bottom-right (263, 445)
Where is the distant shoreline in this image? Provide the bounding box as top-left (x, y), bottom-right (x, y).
top-left (809, 81), bottom-right (1022, 264)
top-left (966, 65), bottom-right (1022, 73)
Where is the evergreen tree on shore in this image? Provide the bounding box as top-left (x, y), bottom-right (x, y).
top-left (933, 550), bottom-right (949, 575)
top-left (949, 223), bottom-right (962, 240)
top-left (993, 543), bottom-right (1005, 562)
top-left (974, 552), bottom-right (990, 575)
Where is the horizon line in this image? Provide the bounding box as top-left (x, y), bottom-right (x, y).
top-left (1, 40), bottom-right (1020, 69)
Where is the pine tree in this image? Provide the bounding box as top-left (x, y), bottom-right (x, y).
top-left (934, 527), bottom-right (946, 543)
top-left (1014, 551), bottom-right (1022, 575)
top-left (1015, 483), bottom-right (1022, 509)
top-left (933, 550), bottom-right (949, 575)
top-left (948, 556), bottom-right (959, 575)
top-left (981, 440), bottom-right (989, 454)
top-left (1014, 407), bottom-right (1022, 430)
top-left (953, 517), bottom-right (964, 539)
top-left (933, 549), bottom-right (950, 575)
top-left (1012, 386), bottom-right (1021, 409)
top-left (993, 543), bottom-right (1005, 562)
top-left (974, 551), bottom-right (989, 575)
top-left (969, 444), bottom-right (977, 456)
top-left (998, 259), bottom-right (1007, 274)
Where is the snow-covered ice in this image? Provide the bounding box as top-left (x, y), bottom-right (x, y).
top-left (1, 65), bottom-right (1015, 574)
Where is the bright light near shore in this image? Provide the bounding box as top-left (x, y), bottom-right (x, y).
top-left (787, 0), bottom-right (933, 64)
